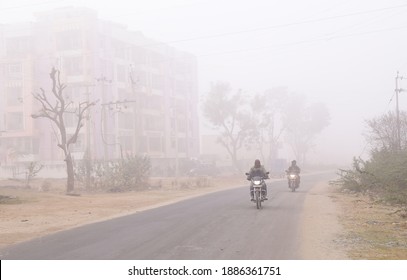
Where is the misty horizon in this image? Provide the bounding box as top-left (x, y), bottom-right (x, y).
top-left (1, 0), bottom-right (407, 172)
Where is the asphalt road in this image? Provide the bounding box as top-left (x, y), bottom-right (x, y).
top-left (0, 172), bottom-right (335, 260)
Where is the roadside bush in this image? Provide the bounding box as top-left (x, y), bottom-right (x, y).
top-left (334, 149), bottom-right (407, 205)
top-left (24, 161), bottom-right (43, 188)
top-left (114, 154), bottom-right (151, 191)
top-left (74, 154), bottom-right (151, 192)
top-left (333, 157), bottom-right (369, 193)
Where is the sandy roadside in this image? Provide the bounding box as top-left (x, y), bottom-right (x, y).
top-left (300, 181), bottom-right (348, 259)
top-left (0, 177), bottom-right (246, 248)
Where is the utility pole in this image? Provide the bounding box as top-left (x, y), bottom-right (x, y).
top-left (129, 65), bottom-right (141, 155)
top-left (84, 85), bottom-right (91, 156)
top-left (395, 71), bottom-right (405, 150)
top-left (100, 99), bottom-right (137, 161)
top-left (75, 82), bottom-right (95, 157)
top-left (66, 81), bottom-right (95, 189)
top-left (96, 75), bottom-right (112, 160)
top-left (174, 106), bottom-right (179, 178)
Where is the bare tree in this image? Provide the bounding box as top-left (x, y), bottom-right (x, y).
top-left (250, 88), bottom-right (287, 166)
top-left (202, 82), bottom-right (255, 172)
top-left (31, 68), bottom-right (96, 194)
top-left (365, 111), bottom-right (407, 152)
top-left (283, 95), bottom-right (330, 167)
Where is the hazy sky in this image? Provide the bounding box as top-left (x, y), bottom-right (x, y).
top-left (2, 0), bottom-right (407, 165)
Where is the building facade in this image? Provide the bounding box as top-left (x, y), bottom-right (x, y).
top-left (0, 7), bottom-right (199, 177)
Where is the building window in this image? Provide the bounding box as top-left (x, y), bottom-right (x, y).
top-left (149, 136), bottom-right (162, 152)
top-left (116, 64), bottom-right (127, 82)
top-left (56, 30), bottom-right (82, 51)
top-left (32, 138), bottom-right (39, 154)
top-left (152, 74), bottom-right (164, 90)
top-left (6, 36), bottom-right (30, 55)
top-left (119, 135), bottom-right (133, 152)
top-left (171, 138), bottom-right (176, 149)
top-left (139, 136), bottom-right (148, 153)
top-left (151, 52), bottom-right (164, 70)
top-left (178, 138), bottom-right (186, 153)
top-left (177, 118), bottom-right (186, 133)
top-left (113, 40), bottom-right (126, 59)
top-left (64, 86), bottom-right (86, 101)
top-left (99, 59), bottom-right (114, 81)
top-left (144, 95), bottom-right (162, 111)
top-left (6, 87), bottom-right (23, 106)
top-left (64, 112), bottom-right (78, 128)
top-left (175, 80), bottom-right (187, 96)
top-left (6, 63), bottom-right (22, 78)
top-left (144, 115), bottom-right (164, 131)
top-left (6, 112), bottom-right (24, 131)
top-left (64, 56), bottom-right (83, 76)
top-left (131, 47), bottom-right (147, 65)
top-left (118, 112), bottom-right (133, 129)
top-left (132, 70), bottom-right (147, 87)
top-left (3, 137), bottom-right (32, 154)
top-left (118, 88), bottom-right (131, 101)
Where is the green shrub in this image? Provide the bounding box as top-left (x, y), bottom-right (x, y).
top-left (334, 150), bottom-right (407, 205)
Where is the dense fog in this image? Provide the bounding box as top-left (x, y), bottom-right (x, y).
top-left (1, 0), bottom-right (407, 173)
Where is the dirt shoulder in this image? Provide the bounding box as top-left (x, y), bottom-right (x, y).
top-left (331, 189), bottom-right (407, 259)
top-left (0, 176), bottom-right (245, 249)
top-left (301, 181), bottom-right (407, 259)
top-left (301, 181), bottom-right (348, 259)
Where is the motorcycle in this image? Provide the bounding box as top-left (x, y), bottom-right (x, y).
top-left (287, 172), bottom-right (299, 192)
top-left (245, 172), bottom-right (269, 209)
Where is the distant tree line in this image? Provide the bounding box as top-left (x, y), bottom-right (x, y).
top-left (202, 82), bottom-right (330, 172)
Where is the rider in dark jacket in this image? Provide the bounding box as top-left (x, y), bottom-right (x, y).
top-left (247, 159), bottom-right (269, 201)
top-left (286, 160), bottom-right (301, 187)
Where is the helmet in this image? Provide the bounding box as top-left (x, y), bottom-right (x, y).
top-left (254, 159), bottom-right (261, 168)
top-left (291, 160), bottom-right (297, 165)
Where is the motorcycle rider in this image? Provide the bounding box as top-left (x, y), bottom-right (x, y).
top-left (247, 159), bottom-right (269, 201)
top-left (286, 160), bottom-right (301, 187)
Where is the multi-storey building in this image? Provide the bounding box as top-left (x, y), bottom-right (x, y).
top-left (0, 7), bottom-right (199, 177)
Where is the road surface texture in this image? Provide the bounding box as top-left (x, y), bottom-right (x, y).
top-left (1, 173), bottom-right (337, 259)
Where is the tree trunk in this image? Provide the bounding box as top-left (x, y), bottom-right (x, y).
top-left (231, 148), bottom-right (241, 173)
top-left (66, 153), bottom-right (75, 193)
